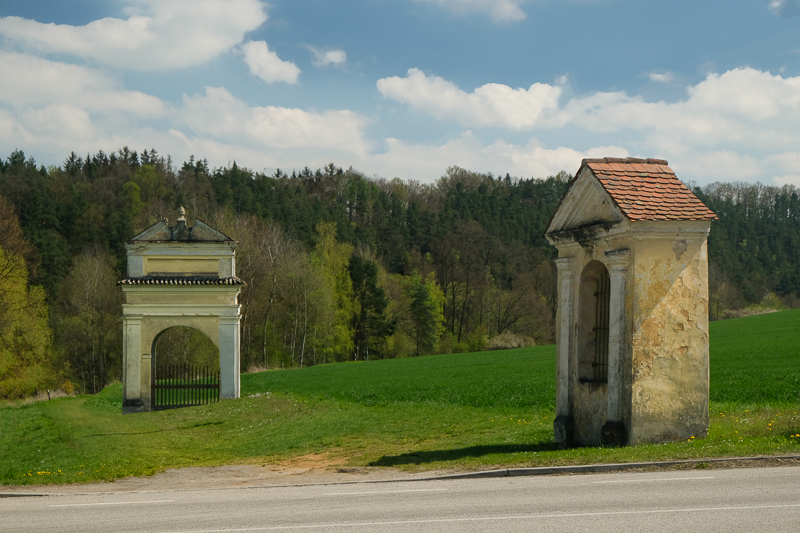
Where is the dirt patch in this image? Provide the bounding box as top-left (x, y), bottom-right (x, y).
top-left (0, 454), bottom-right (449, 495)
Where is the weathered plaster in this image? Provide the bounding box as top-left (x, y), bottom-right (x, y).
top-left (546, 168), bottom-right (712, 447)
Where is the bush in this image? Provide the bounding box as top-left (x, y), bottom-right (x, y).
top-left (487, 331), bottom-right (536, 350)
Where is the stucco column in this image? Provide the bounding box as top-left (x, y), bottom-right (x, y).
top-left (554, 257), bottom-right (575, 447)
top-left (122, 314), bottom-right (145, 414)
top-left (602, 249), bottom-right (630, 445)
top-left (219, 315), bottom-right (241, 399)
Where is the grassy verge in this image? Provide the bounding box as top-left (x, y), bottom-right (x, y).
top-left (2, 309), bottom-right (799, 486)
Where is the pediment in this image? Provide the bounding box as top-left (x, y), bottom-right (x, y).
top-left (188, 220), bottom-right (234, 242)
top-left (131, 220), bottom-right (171, 241)
top-left (129, 219), bottom-right (234, 242)
top-left (546, 168), bottom-right (624, 236)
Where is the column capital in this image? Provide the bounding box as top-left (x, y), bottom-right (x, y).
top-left (122, 314), bottom-right (143, 324)
top-left (555, 257), bottom-right (575, 272)
top-left (604, 248), bottom-right (631, 271)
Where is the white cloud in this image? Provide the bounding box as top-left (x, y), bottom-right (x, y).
top-left (241, 41), bottom-right (300, 85)
top-left (0, 52), bottom-right (371, 175)
top-left (178, 87), bottom-right (371, 156)
top-left (648, 71), bottom-right (674, 83)
top-left (374, 66), bottom-right (800, 183)
top-left (366, 132), bottom-right (627, 180)
top-left (307, 46), bottom-right (347, 67)
top-left (412, 0), bottom-right (528, 22)
top-left (0, 0), bottom-right (267, 70)
top-left (377, 68), bottom-right (562, 129)
top-left (773, 174), bottom-right (800, 186)
top-left (768, 0), bottom-right (800, 17)
top-left (380, 67), bottom-right (800, 155)
top-left (0, 51), bottom-right (165, 116)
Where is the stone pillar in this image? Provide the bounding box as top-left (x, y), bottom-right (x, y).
top-left (219, 315), bottom-right (241, 399)
top-left (601, 249), bottom-right (630, 445)
top-left (122, 315), bottom-right (146, 414)
top-left (553, 257), bottom-right (575, 447)
top-left (141, 353), bottom-right (152, 411)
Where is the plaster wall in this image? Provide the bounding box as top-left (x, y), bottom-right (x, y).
top-left (628, 231), bottom-right (710, 444)
top-left (553, 223), bottom-right (710, 446)
top-left (124, 287), bottom-right (240, 306)
top-left (126, 242), bottom-right (236, 278)
top-left (146, 257), bottom-right (220, 276)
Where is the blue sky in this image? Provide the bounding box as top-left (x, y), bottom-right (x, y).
top-left (1, 0), bottom-right (799, 185)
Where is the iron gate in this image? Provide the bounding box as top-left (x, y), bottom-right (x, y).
top-left (151, 361), bottom-right (220, 411)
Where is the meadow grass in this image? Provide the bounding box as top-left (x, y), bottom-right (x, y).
top-left (2, 309), bottom-right (799, 486)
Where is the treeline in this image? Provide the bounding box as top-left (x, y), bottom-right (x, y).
top-left (0, 148), bottom-right (798, 397)
top-left (695, 183), bottom-right (800, 318)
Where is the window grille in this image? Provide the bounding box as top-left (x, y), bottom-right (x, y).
top-left (592, 269), bottom-right (610, 382)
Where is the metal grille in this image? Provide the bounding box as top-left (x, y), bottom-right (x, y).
top-left (592, 269), bottom-right (610, 382)
top-left (151, 361), bottom-right (220, 411)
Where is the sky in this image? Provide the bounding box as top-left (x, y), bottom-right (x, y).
top-left (1, 0), bottom-right (800, 185)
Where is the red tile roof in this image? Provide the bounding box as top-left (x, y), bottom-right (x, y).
top-left (582, 158), bottom-right (717, 221)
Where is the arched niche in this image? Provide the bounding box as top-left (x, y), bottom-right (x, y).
top-left (577, 260), bottom-right (610, 383)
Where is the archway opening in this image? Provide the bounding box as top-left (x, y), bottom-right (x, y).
top-left (153, 326), bottom-right (220, 372)
top-left (577, 260), bottom-right (610, 383)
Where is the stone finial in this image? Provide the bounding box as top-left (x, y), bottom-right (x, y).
top-left (178, 206), bottom-right (186, 222)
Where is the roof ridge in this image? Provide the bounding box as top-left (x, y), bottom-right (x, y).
top-left (582, 157), bottom-right (669, 166)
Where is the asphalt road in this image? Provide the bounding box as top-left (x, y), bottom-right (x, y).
top-left (3, 466), bottom-right (799, 532)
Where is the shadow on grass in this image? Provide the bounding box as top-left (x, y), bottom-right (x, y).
top-left (369, 442), bottom-right (560, 466)
top-left (79, 421), bottom-right (224, 438)
top-left (78, 428), bottom-right (173, 438)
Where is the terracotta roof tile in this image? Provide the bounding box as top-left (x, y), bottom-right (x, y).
top-left (581, 158), bottom-right (717, 221)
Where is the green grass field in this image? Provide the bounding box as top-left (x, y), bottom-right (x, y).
top-left (1, 309), bottom-right (799, 486)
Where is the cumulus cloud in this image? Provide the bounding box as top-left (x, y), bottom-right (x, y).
top-left (0, 50), bottom-right (371, 175)
top-left (411, 0), bottom-right (527, 23)
top-left (307, 46), bottom-right (347, 68)
top-left (0, 0), bottom-right (267, 70)
top-left (380, 67), bottom-right (800, 154)
top-left (768, 0), bottom-right (800, 17)
top-left (178, 87), bottom-right (371, 156)
top-left (0, 51), bottom-right (165, 116)
top-left (377, 68), bottom-right (562, 129)
top-left (241, 41), bottom-right (300, 84)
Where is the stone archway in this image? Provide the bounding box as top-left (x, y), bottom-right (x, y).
top-left (152, 325), bottom-right (221, 371)
top-left (120, 211), bottom-right (244, 414)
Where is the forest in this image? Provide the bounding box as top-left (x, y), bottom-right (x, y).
top-left (0, 148), bottom-right (798, 398)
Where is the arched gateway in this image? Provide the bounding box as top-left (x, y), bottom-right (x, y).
top-left (119, 209), bottom-right (244, 414)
